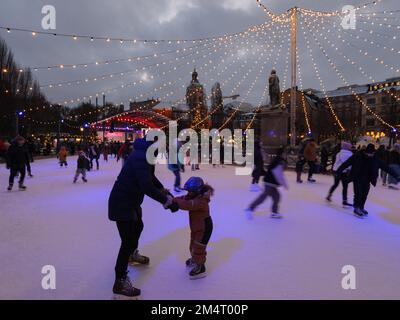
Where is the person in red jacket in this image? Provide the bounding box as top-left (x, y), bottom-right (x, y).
top-left (174, 177), bottom-right (214, 279)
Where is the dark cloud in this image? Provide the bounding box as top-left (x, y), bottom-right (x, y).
top-left (0, 0), bottom-right (399, 107)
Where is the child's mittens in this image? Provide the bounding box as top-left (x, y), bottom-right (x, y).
top-left (168, 202), bottom-right (179, 213)
top-left (163, 195), bottom-right (173, 209)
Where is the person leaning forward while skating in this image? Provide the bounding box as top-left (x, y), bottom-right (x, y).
top-left (173, 177), bottom-right (214, 280)
top-left (336, 143), bottom-right (400, 218)
top-left (108, 138), bottom-right (179, 299)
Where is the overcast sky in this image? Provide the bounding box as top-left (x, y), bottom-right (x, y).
top-left (0, 0), bottom-right (399, 107)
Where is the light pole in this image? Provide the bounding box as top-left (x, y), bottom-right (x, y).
top-left (289, 7), bottom-right (298, 147)
top-left (15, 111), bottom-right (24, 136)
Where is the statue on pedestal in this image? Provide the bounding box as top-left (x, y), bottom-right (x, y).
top-left (269, 69), bottom-right (281, 107)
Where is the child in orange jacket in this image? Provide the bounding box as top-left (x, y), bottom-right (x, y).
top-left (58, 146), bottom-right (68, 167)
top-left (173, 177), bottom-right (213, 279)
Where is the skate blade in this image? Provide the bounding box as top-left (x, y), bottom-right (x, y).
top-left (271, 215), bottom-right (283, 219)
top-left (190, 272), bottom-right (207, 280)
top-left (353, 214), bottom-right (364, 219)
top-left (112, 293), bottom-right (141, 300)
top-left (128, 261), bottom-right (150, 266)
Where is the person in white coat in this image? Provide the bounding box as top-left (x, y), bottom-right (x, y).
top-left (326, 141), bottom-right (353, 207)
top-left (245, 147), bottom-right (288, 219)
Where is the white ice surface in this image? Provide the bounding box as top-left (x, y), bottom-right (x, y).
top-left (0, 157), bottom-right (399, 300)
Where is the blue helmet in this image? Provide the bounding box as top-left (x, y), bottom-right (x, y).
top-left (183, 177), bottom-right (204, 193)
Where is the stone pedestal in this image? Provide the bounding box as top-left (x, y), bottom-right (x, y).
top-left (258, 106), bottom-right (289, 147)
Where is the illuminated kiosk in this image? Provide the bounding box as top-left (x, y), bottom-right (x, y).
top-left (91, 109), bottom-right (171, 142)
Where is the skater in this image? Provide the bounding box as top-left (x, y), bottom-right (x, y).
top-left (173, 177), bottom-right (214, 279)
top-left (387, 143), bottom-right (400, 190)
top-left (326, 142), bottom-right (353, 207)
top-left (88, 143), bottom-right (100, 170)
top-left (58, 146), bottom-right (68, 167)
top-left (24, 139), bottom-right (34, 177)
top-left (336, 144), bottom-right (400, 218)
top-left (103, 143), bottom-right (109, 162)
top-left (168, 138), bottom-right (184, 193)
top-left (296, 138), bottom-right (318, 183)
top-left (320, 144), bottom-right (329, 174)
top-left (6, 135), bottom-right (29, 191)
top-left (245, 147), bottom-right (288, 219)
top-left (250, 140), bottom-right (264, 192)
top-left (73, 151), bottom-right (88, 183)
top-left (117, 140), bottom-right (133, 167)
top-left (376, 145), bottom-right (390, 186)
top-left (108, 138), bottom-right (178, 298)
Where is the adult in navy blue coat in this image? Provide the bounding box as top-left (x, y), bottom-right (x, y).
top-left (108, 138), bottom-right (177, 298)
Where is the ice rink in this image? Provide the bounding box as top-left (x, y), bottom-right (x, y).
top-left (1, 156), bottom-right (400, 300)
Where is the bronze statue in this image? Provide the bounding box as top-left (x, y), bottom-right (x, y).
top-left (191, 68), bottom-right (199, 84)
top-left (269, 69), bottom-right (280, 106)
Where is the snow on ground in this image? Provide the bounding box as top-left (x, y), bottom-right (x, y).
top-left (0, 156), bottom-right (400, 300)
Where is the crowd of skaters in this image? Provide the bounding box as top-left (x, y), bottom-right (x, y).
top-left (2, 134), bottom-right (400, 299)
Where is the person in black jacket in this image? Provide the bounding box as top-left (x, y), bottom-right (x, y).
top-left (108, 138), bottom-right (178, 299)
top-left (250, 140), bottom-right (264, 192)
top-left (336, 144), bottom-right (400, 218)
top-left (6, 136), bottom-right (29, 191)
top-left (376, 145), bottom-right (390, 186)
top-left (73, 150), bottom-right (89, 183)
top-left (245, 147), bottom-right (289, 219)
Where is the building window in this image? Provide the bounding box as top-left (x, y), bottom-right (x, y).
top-left (381, 97), bottom-right (388, 104)
top-left (367, 98), bottom-right (376, 105)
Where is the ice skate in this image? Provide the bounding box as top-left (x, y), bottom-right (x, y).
top-left (186, 258), bottom-right (195, 268)
top-left (174, 187), bottom-right (183, 193)
top-left (18, 184), bottom-right (27, 191)
top-left (7, 184), bottom-right (13, 191)
top-left (361, 209), bottom-right (369, 216)
top-left (270, 213), bottom-right (282, 219)
top-left (129, 249), bottom-right (150, 265)
top-left (189, 264), bottom-right (206, 280)
top-left (245, 208), bottom-right (254, 220)
top-left (353, 208), bottom-right (365, 219)
top-left (112, 273), bottom-right (141, 299)
top-left (342, 201), bottom-right (353, 208)
top-left (388, 184), bottom-right (399, 190)
top-left (326, 194), bottom-right (332, 203)
top-left (307, 178), bottom-right (316, 183)
top-left (82, 177), bottom-right (88, 183)
top-left (249, 183), bottom-right (261, 192)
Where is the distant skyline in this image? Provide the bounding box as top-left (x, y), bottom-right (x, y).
top-left (0, 0), bottom-right (399, 107)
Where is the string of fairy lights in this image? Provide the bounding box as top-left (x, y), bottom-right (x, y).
top-left (0, 20), bottom-right (271, 44)
top-left (303, 14), bottom-right (400, 102)
top-left (96, 21), bottom-right (283, 129)
top-left (191, 22), bottom-right (290, 130)
top-left (40, 37), bottom-right (236, 90)
top-left (302, 17), bottom-right (397, 131)
top-left (157, 21), bottom-right (289, 130)
top-left (299, 16), bottom-right (346, 132)
top-left (2, 0), bottom-right (399, 138)
top-left (296, 49), bottom-right (312, 134)
top-left (246, 20), bottom-right (291, 131)
top-left (51, 22), bottom-right (276, 107)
